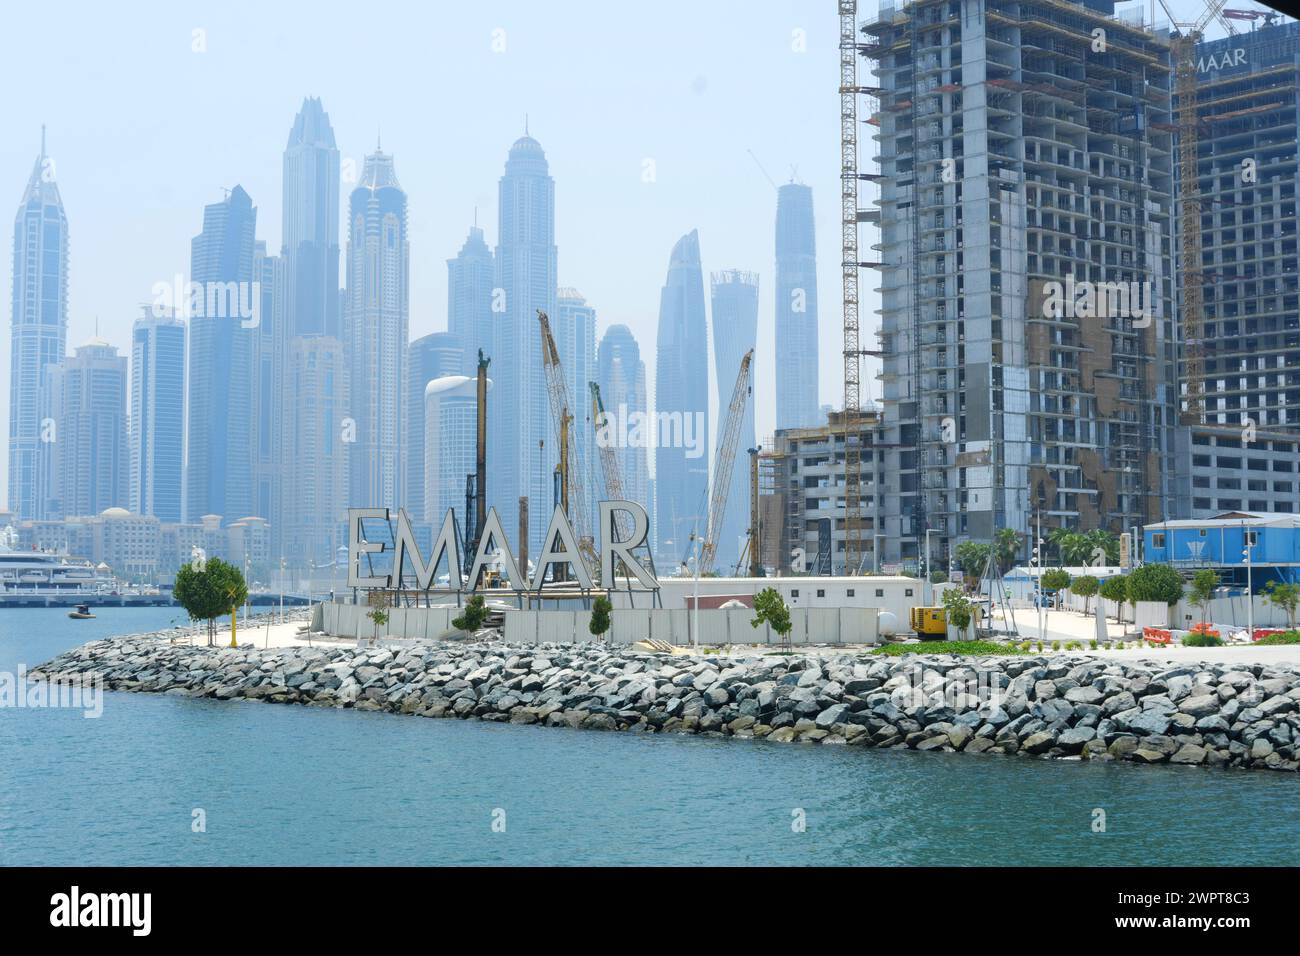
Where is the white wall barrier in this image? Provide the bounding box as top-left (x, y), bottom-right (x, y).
top-left (322, 603), bottom-right (883, 646)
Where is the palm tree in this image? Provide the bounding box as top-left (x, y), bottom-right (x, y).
top-left (994, 528), bottom-right (1022, 572)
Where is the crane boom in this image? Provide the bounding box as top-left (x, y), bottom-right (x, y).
top-left (537, 309), bottom-right (597, 569)
top-left (1158, 0), bottom-right (1231, 424)
top-left (589, 382), bottom-right (633, 542)
top-left (699, 349), bottom-right (754, 575)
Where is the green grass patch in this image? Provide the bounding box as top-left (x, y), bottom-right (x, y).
top-left (1254, 631), bottom-right (1300, 646)
top-left (873, 640), bottom-right (1030, 657)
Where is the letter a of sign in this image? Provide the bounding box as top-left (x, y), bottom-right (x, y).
top-left (465, 507), bottom-right (524, 590)
top-left (532, 505), bottom-right (594, 590)
top-left (392, 509), bottom-right (461, 590)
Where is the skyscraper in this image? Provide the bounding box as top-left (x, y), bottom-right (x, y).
top-left (495, 131), bottom-right (557, 554)
top-left (345, 147), bottom-right (409, 509)
top-left (57, 337), bottom-right (127, 517)
top-left (865, 0), bottom-right (1178, 568)
top-left (187, 185), bottom-right (257, 523)
top-left (283, 97), bottom-right (340, 339)
top-left (596, 323), bottom-right (649, 513)
top-left (654, 229), bottom-right (709, 564)
top-left (447, 224), bottom-right (495, 374)
top-left (282, 336), bottom-right (346, 567)
top-left (280, 98), bottom-right (344, 568)
top-left (556, 288), bottom-right (596, 526)
top-left (407, 331), bottom-right (464, 524)
top-left (251, 241), bottom-right (285, 525)
top-left (130, 307), bottom-right (185, 522)
top-left (9, 128), bottom-right (69, 520)
top-left (710, 270), bottom-right (759, 571)
top-left (424, 374), bottom-right (492, 531)
top-left (1182, 21), bottom-right (1300, 518)
top-left (775, 183), bottom-right (819, 430)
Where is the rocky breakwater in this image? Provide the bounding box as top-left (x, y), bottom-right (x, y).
top-left (29, 637), bottom-right (1300, 772)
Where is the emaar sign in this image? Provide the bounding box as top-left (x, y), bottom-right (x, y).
top-left (1197, 49), bottom-right (1245, 73)
top-left (346, 500), bottom-right (658, 593)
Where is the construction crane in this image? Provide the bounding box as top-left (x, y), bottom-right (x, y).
top-left (536, 309), bottom-right (597, 573)
top-left (589, 381), bottom-right (632, 541)
top-left (699, 349), bottom-right (754, 575)
top-left (1158, 0), bottom-right (1232, 424)
top-left (1222, 6), bottom-right (1282, 31)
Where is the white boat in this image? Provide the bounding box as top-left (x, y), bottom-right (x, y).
top-left (0, 549), bottom-right (114, 593)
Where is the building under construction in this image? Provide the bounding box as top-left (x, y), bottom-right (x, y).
top-left (759, 410), bottom-right (885, 575)
top-left (862, 0), bottom-right (1183, 568)
top-left (1182, 18), bottom-right (1300, 517)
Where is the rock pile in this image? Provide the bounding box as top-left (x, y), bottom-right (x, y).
top-left (30, 638), bottom-right (1300, 772)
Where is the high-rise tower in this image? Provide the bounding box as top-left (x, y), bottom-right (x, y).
top-left (710, 270), bottom-right (759, 571)
top-left (407, 331), bottom-right (464, 524)
top-left (494, 131), bottom-right (557, 555)
top-left (447, 224), bottom-right (495, 375)
top-left (130, 307), bottom-right (186, 522)
top-left (280, 98), bottom-right (345, 567)
top-left (56, 337), bottom-right (127, 517)
top-left (775, 183), bottom-right (820, 430)
top-left (8, 127), bottom-right (69, 519)
top-left (654, 229), bottom-right (709, 564)
top-left (345, 148), bottom-right (409, 509)
top-left (187, 185), bottom-right (257, 523)
top-left (283, 97), bottom-right (340, 339)
top-left (596, 324), bottom-right (649, 511)
top-left (865, 0), bottom-right (1178, 569)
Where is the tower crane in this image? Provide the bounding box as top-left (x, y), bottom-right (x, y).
top-left (537, 309), bottom-right (597, 574)
top-left (1157, 0), bottom-right (1233, 424)
top-left (699, 349), bottom-right (754, 575)
top-left (589, 381), bottom-right (632, 541)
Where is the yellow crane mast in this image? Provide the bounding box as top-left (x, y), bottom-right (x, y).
top-left (537, 309), bottom-right (598, 573)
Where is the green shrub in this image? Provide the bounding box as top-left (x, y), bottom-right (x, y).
top-left (1126, 563), bottom-right (1185, 606)
top-left (872, 640), bottom-right (1028, 657)
top-left (1183, 632), bottom-right (1223, 647)
top-left (452, 594), bottom-right (488, 632)
top-left (1255, 630), bottom-right (1300, 646)
top-left (1089, 639), bottom-right (1098, 650)
top-left (589, 595), bottom-right (612, 641)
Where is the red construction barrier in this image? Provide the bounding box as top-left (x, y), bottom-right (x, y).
top-left (1142, 627), bottom-right (1172, 644)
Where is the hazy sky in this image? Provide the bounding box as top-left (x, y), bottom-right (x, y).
top-left (0, 0), bottom-right (1217, 510)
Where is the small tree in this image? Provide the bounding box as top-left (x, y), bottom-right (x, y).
top-left (751, 587), bottom-right (792, 645)
top-left (1263, 581), bottom-right (1300, 631)
top-left (1126, 563), bottom-right (1184, 607)
top-left (174, 557), bottom-right (245, 647)
top-left (1041, 568), bottom-right (1071, 609)
top-left (589, 595), bottom-right (613, 643)
top-left (941, 587), bottom-right (974, 637)
top-left (1071, 574), bottom-right (1099, 614)
top-left (1189, 568), bottom-right (1220, 630)
top-left (452, 594), bottom-right (488, 633)
top-left (1099, 574), bottom-right (1128, 622)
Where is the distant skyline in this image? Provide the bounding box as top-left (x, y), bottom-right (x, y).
top-left (0, 0), bottom-right (855, 511)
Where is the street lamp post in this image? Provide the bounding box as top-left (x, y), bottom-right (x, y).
top-left (691, 531), bottom-right (703, 651)
top-left (923, 527), bottom-right (934, 606)
top-left (1244, 524), bottom-right (1255, 639)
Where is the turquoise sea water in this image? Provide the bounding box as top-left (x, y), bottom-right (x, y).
top-left (1, 607), bottom-right (1297, 866)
